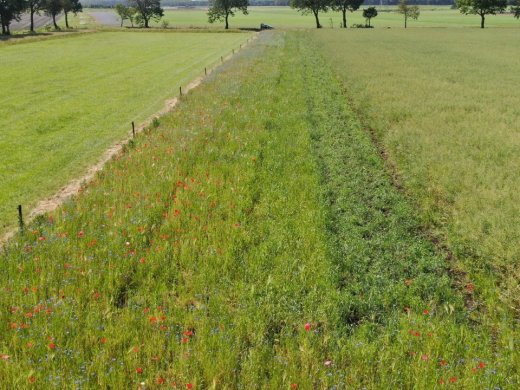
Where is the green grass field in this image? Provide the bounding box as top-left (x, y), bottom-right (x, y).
top-left (1, 29), bottom-right (519, 388)
top-left (74, 6), bottom-right (520, 30)
top-left (0, 31), bottom-right (250, 235)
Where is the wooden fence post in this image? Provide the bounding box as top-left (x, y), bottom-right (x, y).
top-left (18, 205), bottom-right (24, 233)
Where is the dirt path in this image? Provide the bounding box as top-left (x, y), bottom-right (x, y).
top-left (0, 33), bottom-right (258, 248)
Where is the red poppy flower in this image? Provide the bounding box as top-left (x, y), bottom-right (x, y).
top-left (304, 323), bottom-right (311, 331)
top-left (449, 377), bottom-right (457, 383)
top-left (48, 343), bottom-right (57, 350)
top-left (423, 309), bottom-right (430, 315)
top-left (479, 361), bottom-right (485, 369)
top-left (156, 377), bottom-right (166, 385)
top-left (186, 384), bottom-right (193, 389)
top-left (290, 384), bottom-right (298, 389)
top-left (136, 367), bottom-right (143, 374)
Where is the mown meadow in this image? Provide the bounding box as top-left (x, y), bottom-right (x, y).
top-left (0, 31), bottom-right (250, 235)
top-left (1, 30), bottom-right (518, 388)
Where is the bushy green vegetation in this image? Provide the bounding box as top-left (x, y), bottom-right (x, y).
top-left (312, 26), bottom-right (520, 379)
top-left (1, 30), bottom-right (517, 388)
top-left (0, 31), bottom-right (250, 235)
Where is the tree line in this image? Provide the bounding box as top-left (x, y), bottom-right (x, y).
top-left (0, 0), bottom-right (166, 33)
top-left (0, 0), bottom-right (82, 34)
top-left (291, 0), bottom-right (519, 28)
top-left (2, 0), bottom-right (519, 35)
top-left (117, 0), bottom-right (520, 29)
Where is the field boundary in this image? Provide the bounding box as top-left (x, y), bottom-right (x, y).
top-left (0, 32), bottom-right (258, 248)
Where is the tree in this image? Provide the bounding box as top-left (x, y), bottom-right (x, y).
top-left (331, 0), bottom-right (364, 28)
top-left (27, 0), bottom-right (43, 32)
top-left (128, 7), bottom-right (136, 26)
top-left (62, 0), bottom-right (82, 28)
top-left (397, 0), bottom-right (420, 28)
top-left (207, 0), bottom-right (248, 30)
top-left (128, 0), bottom-right (163, 28)
top-left (363, 6), bottom-right (377, 26)
top-left (511, 0), bottom-right (520, 19)
top-left (42, 0), bottom-right (62, 29)
top-left (456, 0), bottom-right (507, 28)
top-left (115, 3), bottom-right (135, 27)
top-left (291, 0), bottom-right (331, 28)
top-left (0, 0), bottom-right (25, 35)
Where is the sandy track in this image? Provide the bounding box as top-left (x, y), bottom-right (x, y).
top-left (0, 33), bottom-right (258, 248)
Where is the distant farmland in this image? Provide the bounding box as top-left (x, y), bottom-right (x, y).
top-left (0, 31), bottom-right (250, 235)
top-left (71, 6), bottom-right (520, 29)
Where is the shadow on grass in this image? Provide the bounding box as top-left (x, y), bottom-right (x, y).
top-left (0, 31), bottom-right (52, 41)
